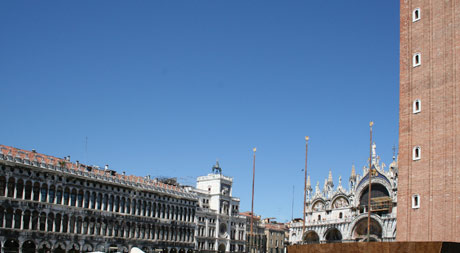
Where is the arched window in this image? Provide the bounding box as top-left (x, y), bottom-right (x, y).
top-left (84, 191), bottom-right (90, 208)
top-left (412, 194), bottom-right (420, 209)
top-left (55, 214), bottom-right (62, 233)
top-left (5, 208), bottom-right (13, 228)
top-left (70, 189), bottom-right (77, 206)
top-left (339, 212), bottom-right (343, 219)
top-left (413, 53), bottom-right (421, 67)
top-left (47, 213), bottom-right (54, 232)
top-left (56, 187), bottom-right (63, 204)
top-left (23, 210), bottom-right (31, 229)
top-left (413, 99), bottom-right (421, 113)
top-left (77, 190), bottom-right (84, 207)
top-left (24, 181), bottom-right (32, 200)
top-left (40, 184), bottom-right (48, 202)
top-left (413, 146), bottom-right (421, 160)
top-left (7, 178), bottom-right (15, 198)
top-left (14, 209), bottom-right (22, 229)
top-left (0, 176), bottom-right (7, 196)
top-left (318, 215), bottom-right (321, 221)
top-left (413, 8), bottom-right (421, 22)
top-left (16, 179), bottom-right (24, 199)
top-left (39, 212), bottom-right (46, 231)
top-left (49, 185), bottom-right (55, 203)
top-left (91, 192), bottom-right (96, 209)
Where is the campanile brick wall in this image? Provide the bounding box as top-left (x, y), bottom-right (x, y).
top-left (398, 0), bottom-right (460, 242)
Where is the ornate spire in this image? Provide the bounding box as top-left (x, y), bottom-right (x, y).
top-left (306, 175), bottom-right (312, 190)
top-left (327, 170), bottom-right (334, 188)
top-left (351, 164), bottom-right (356, 178)
top-left (315, 181), bottom-right (320, 194)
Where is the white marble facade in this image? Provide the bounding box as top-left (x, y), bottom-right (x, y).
top-left (289, 143), bottom-right (398, 244)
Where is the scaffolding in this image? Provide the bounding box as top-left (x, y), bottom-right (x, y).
top-left (370, 196), bottom-right (392, 212)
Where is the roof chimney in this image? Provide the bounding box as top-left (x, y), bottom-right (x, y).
top-left (32, 149), bottom-right (36, 153)
top-left (105, 164), bottom-right (109, 170)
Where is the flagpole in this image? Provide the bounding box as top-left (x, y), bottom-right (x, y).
top-left (367, 121), bottom-right (373, 242)
top-left (251, 147), bottom-right (256, 236)
top-left (303, 136), bottom-right (309, 242)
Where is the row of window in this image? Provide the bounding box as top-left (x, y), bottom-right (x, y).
top-left (409, 3), bottom-right (421, 209)
top-left (1, 163), bottom-right (194, 206)
top-left (0, 207), bottom-right (195, 242)
top-left (411, 7), bottom-right (422, 162)
top-left (0, 176), bottom-right (195, 222)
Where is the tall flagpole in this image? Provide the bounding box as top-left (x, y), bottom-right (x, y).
top-left (303, 136), bottom-right (309, 242)
top-left (251, 147), bottom-right (256, 236)
top-left (367, 121), bottom-right (373, 242)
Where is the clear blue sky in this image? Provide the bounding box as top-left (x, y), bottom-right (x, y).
top-left (0, 1), bottom-right (399, 222)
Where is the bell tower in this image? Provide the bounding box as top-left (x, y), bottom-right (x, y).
top-left (398, 0), bottom-right (460, 242)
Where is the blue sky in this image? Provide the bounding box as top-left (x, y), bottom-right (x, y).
top-left (0, 1), bottom-right (399, 222)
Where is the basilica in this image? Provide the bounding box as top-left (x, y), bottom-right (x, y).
top-left (289, 144), bottom-right (398, 244)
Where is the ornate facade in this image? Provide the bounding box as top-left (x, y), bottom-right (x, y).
top-left (191, 162), bottom-right (247, 253)
top-left (0, 145), bottom-right (197, 253)
top-left (289, 144), bottom-right (398, 244)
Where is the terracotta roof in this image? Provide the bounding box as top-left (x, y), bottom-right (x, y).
top-left (0, 144), bottom-right (195, 199)
top-left (239, 211), bottom-right (261, 220)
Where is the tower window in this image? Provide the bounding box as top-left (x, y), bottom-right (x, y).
top-left (413, 8), bottom-right (421, 22)
top-left (413, 99), bottom-right (421, 113)
top-left (318, 215), bottom-right (321, 221)
top-left (413, 146), bottom-right (421, 161)
top-left (412, 8), bottom-right (420, 22)
top-left (412, 194), bottom-right (420, 209)
top-left (413, 53), bottom-right (421, 67)
top-left (339, 212), bottom-right (343, 219)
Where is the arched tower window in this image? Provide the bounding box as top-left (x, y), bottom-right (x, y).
top-left (413, 146), bottom-right (421, 160)
top-left (413, 53), bottom-right (421, 67)
top-left (413, 8), bottom-right (421, 22)
top-left (413, 99), bottom-right (421, 113)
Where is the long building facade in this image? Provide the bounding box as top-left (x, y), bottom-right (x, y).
top-left (289, 144), bottom-right (398, 244)
top-left (398, 0), bottom-right (460, 242)
top-left (0, 145), bottom-right (197, 253)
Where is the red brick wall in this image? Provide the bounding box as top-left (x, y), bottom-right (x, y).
top-left (398, 0), bottom-right (460, 242)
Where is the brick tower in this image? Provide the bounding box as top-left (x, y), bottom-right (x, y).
top-left (398, 0), bottom-right (460, 241)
